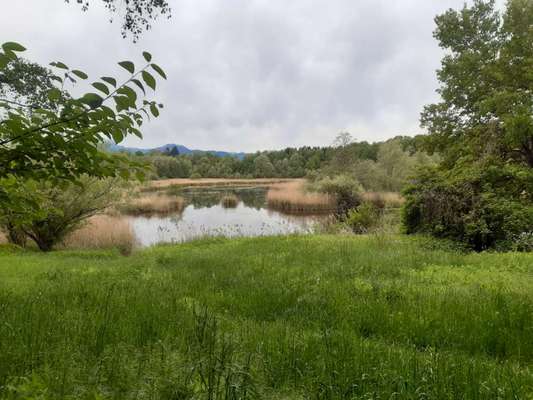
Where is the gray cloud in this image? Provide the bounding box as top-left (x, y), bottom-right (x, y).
top-left (1, 0), bottom-right (476, 151)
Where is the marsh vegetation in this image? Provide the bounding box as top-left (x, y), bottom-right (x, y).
top-left (0, 235), bottom-right (531, 398)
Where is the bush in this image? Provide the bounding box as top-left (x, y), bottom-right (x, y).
top-left (403, 162), bottom-right (533, 251)
top-left (312, 174), bottom-right (362, 215)
top-left (0, 177), bottom-right (122, 251)
top-left (344, 203), bottom-right (379, 233)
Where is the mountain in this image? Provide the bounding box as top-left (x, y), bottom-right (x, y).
top-left (107, 143), bottom-right (247, 160)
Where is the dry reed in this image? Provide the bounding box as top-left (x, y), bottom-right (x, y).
top-left (148, 178), bottom-right (293, 190)
top-left (362, 192), bottom-right (404, 209)
top-left (120, 195), bottom-right (186, 216)
top-left (220, 194), bottom-right (239, 208)
top-left (0, 231), bottom-right (7, 245)
top-left (266, 181), bottom-right (336, 214)
top-left (60, 215), bottom-right (136, 254)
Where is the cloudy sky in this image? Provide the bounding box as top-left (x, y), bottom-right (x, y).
top-left (0, 1), bottom-right (490, 152)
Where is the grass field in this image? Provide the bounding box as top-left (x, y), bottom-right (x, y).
top-left (0, 235), bottom-right (532, 399)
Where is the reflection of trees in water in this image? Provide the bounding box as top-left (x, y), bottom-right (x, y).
top-left (183, 192), bottom-right (220, 208)
top-left (180, 186), bottom-right (268, 210)
top-left (238, 188), bottom-right (267, 210)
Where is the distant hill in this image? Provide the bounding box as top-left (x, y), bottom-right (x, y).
top-left (107, 143), bottom-right (247, 160)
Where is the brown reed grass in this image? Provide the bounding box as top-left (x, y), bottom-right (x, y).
top-left (60, 215), bottom-right (136, 254)
top-left (147, 178), bottom-right (294, 190)
top-left (266, 181), bottom-right (336, 214)
top-left (362, 192), bottom-right (404, 209)
top-left (220, 194), bottom-right (239, 208)
top-left (120, 195), bottom-right (186, 216)
top-left (0, 231), bottom-right (7, 245)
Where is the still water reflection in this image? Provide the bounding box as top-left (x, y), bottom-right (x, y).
top-left (131, 186), bottom-right (325, 247)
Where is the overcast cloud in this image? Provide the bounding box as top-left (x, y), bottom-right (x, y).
top-left (0, 1), bottom-right (491, 152)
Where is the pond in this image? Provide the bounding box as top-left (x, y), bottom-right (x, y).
top-left (130, 186), bottom-right (326, 247)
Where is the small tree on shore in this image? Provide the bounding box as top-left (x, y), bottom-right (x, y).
top-left (0, 176), bottom-right (123, 251)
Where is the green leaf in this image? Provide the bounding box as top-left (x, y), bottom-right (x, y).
top-left (101, 77), bottom-right (117, 87)
top-left (72, 70), bottom-right (88, 80)
top-left (142, 70), bottom-right (156, 90)
top-left (118, 61), bottom-right (135, 74)
top-left (150, 103), bottom-right (159, 117)
top-left (132, 128), bottom-right (143, 139)
top-left (0, 54), bottom-right (10, 69)
top-left (150, 63), bottom-right (167, 79)
top-left (131, 79), bottom-right (146, 95)
top-left (2, 42), bottom-right (26, 53)
top-left (80, 93), bottom-right (103, 108)
top-left (50, 61), bottom-right (69, 70)
top-left (117, 86), bottom-right (137, 104)
top-left (92, 82), bottom-right (110, 95)
top-left (140, 108), bottom-right (151, 121)
top-left (114, 96), bottom-right (130, 112)
top-left (50, 75), bottom-right (63, 84)
top-left (47, 88), bottom-right (62, 102)
top-left (142, 51), bottom-right (152, 62)
top-left (101, 105), bottom-right (116, 118)
top-left (112, 128), bottom-right (124, 144)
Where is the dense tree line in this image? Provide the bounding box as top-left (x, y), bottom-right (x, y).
top-left (138, 135), bottom-right (433, 192)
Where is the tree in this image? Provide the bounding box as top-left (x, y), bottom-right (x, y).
top-left (0, 176), bottom-right (123, 251)
top-left (330, 132), bottom-right (355, 172)
top-left (420, 0), bottom-right (533, 168)
top-left (253, 154), bottom-right (275, 178)
top-left (66, 0), bottom-right (171, 41)
top-left (404, 0), bottom-right (533, 250)
top-left (0, 58), bottom-right (69, 110)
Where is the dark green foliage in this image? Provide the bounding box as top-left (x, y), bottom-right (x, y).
top-left (312, 174), bottom-right (362, 215)
top-left (150, 155), bottom-right (192, 178)
top-left (405, 0), bottom-right (533, 250)
top-left (403, 162), bottom-right (533, 251)
top-left (420, 0), bottom-right (533, 168)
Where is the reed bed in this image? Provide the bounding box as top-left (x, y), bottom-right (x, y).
top-left (60, 215), bottom-right (136, 254)
top-left (148, 178), bottom-right (293, 190)
top-left (0, 231), bottom-right (6, 245)
top-left (266, 181), bottom-right (336, 214)
top-left (362, 191), bottom-right (404, 208)
top-left (220, 194), bottom-right (239, 208)
top-left (119, 194), bottom-right (186, 216)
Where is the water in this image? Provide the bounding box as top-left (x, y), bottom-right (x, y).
top-left (130, 186), bottom-right (325, 247)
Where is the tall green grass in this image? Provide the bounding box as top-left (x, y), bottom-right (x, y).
top-left (0, 235), bottom-right (531, 398)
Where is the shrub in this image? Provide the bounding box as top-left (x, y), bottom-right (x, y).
top-left (312, 174), bottom-right (362, 215)
top-left (0, 177), bottom-right (122, 251)
top-left (344, 203), bottom-right (379, 233)
top-left (507, 232), bottom-right (533, 252)
top-left (403, 162), bottom-right (533, 251)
